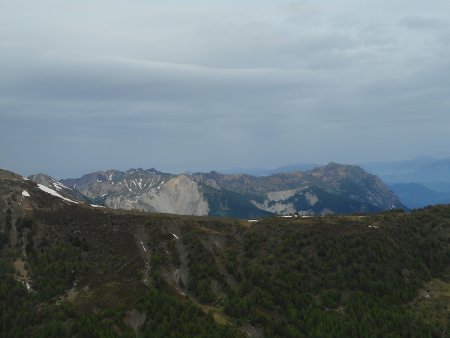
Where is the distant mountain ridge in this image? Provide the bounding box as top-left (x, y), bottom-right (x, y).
top-left (28, 162), bottom-right (405, 217)
top-left (360, 156), bottom-right (450, 185)
top-left (389, 183), bottom-right (450, 209)
top-left (239, 156), bottom-right (450, 209)
top-left (358, 156), bottom-right (450, 208)
top-left (222, 162), bottom-right (320, 176)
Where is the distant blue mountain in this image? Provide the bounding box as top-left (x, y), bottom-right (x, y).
top-left (220, 167), bottom-right (276, 176)
top-left (361, 156), bottom-right (450, 208)
top-left (389, 182), bottom-right (450, 209)
top-left (360, 156), bottom-right (450, 184)
top-left (221, 163), bottom-right (320, 176)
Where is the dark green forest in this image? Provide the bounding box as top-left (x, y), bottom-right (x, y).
top-left (0, 172), bottom-right (449, 337)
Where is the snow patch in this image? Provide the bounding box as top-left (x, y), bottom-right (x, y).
top-left (140, 240), bottom-right (147, 252)
top-left (173, 233), bottom-right (179, 240)
top-left (157, 181), bottom-right (165, 190)
top-left (175, 287), bottom-right (186, 296)
top-left (22, 190), bottom-right (30, 197)
top-left (124, 180), bottom-right (133, 192)
top-left (37, 184), bottom-right (78, 203)
top-left (53, 181), bottom-right (69, 191)
top-left (90, 204), bottom-right (104, 208)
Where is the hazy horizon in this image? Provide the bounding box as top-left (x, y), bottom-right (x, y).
top-left (2, 1), bottom-right (450, 178)
top-left (2, 154), bottom-right (449, 180)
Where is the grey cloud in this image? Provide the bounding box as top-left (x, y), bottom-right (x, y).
top-left (2, 0), bottom-right (450, 177)
top-left (400, 16), bottom-right (448, 30)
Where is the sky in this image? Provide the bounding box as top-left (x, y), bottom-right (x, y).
top-left (1, 0), bottom-right (450, 178)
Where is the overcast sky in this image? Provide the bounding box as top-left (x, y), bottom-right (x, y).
top-left (1, 0), bottom-right (450, 178)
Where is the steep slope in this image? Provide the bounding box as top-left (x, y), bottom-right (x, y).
top-left (305, 162), bottom-right (401, 209)
top-left (28, 173), bottom-right (91, 204)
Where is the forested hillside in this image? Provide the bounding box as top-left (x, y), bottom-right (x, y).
top-left (0, 170), bottom-right (448, 337)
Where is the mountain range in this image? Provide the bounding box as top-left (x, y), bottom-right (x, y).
top-left (28, 162), bottom-right (404, 218)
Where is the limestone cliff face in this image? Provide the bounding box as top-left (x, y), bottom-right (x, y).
top-left (137, 175), bottom-right (209, 216)
top-left (59, 170), bottom-right (209, 216)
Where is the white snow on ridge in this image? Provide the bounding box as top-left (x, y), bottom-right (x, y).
top-left (90, 204), bottom-right (104, 208)
top-left (53, 181), bottom-right (68, 191)
top-left (37, 184), bottom-right (78, 203)
top-left (124, 180), bottom-right (133, 192)
top-left (22, 190), bottom-right (30, 197)
top-left (173, 233), bottom-right (179, 240)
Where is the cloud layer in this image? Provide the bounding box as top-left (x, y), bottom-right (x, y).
top-left (1, 0), bottom-right (450, 177)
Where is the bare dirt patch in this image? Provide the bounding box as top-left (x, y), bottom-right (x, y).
top-left (124, 309), bottom-right (147, 333)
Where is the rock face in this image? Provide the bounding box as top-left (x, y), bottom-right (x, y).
top-left (58, 169), bottom-right (208, 216)
top-left (30, 163), bottom-right (406, 217)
